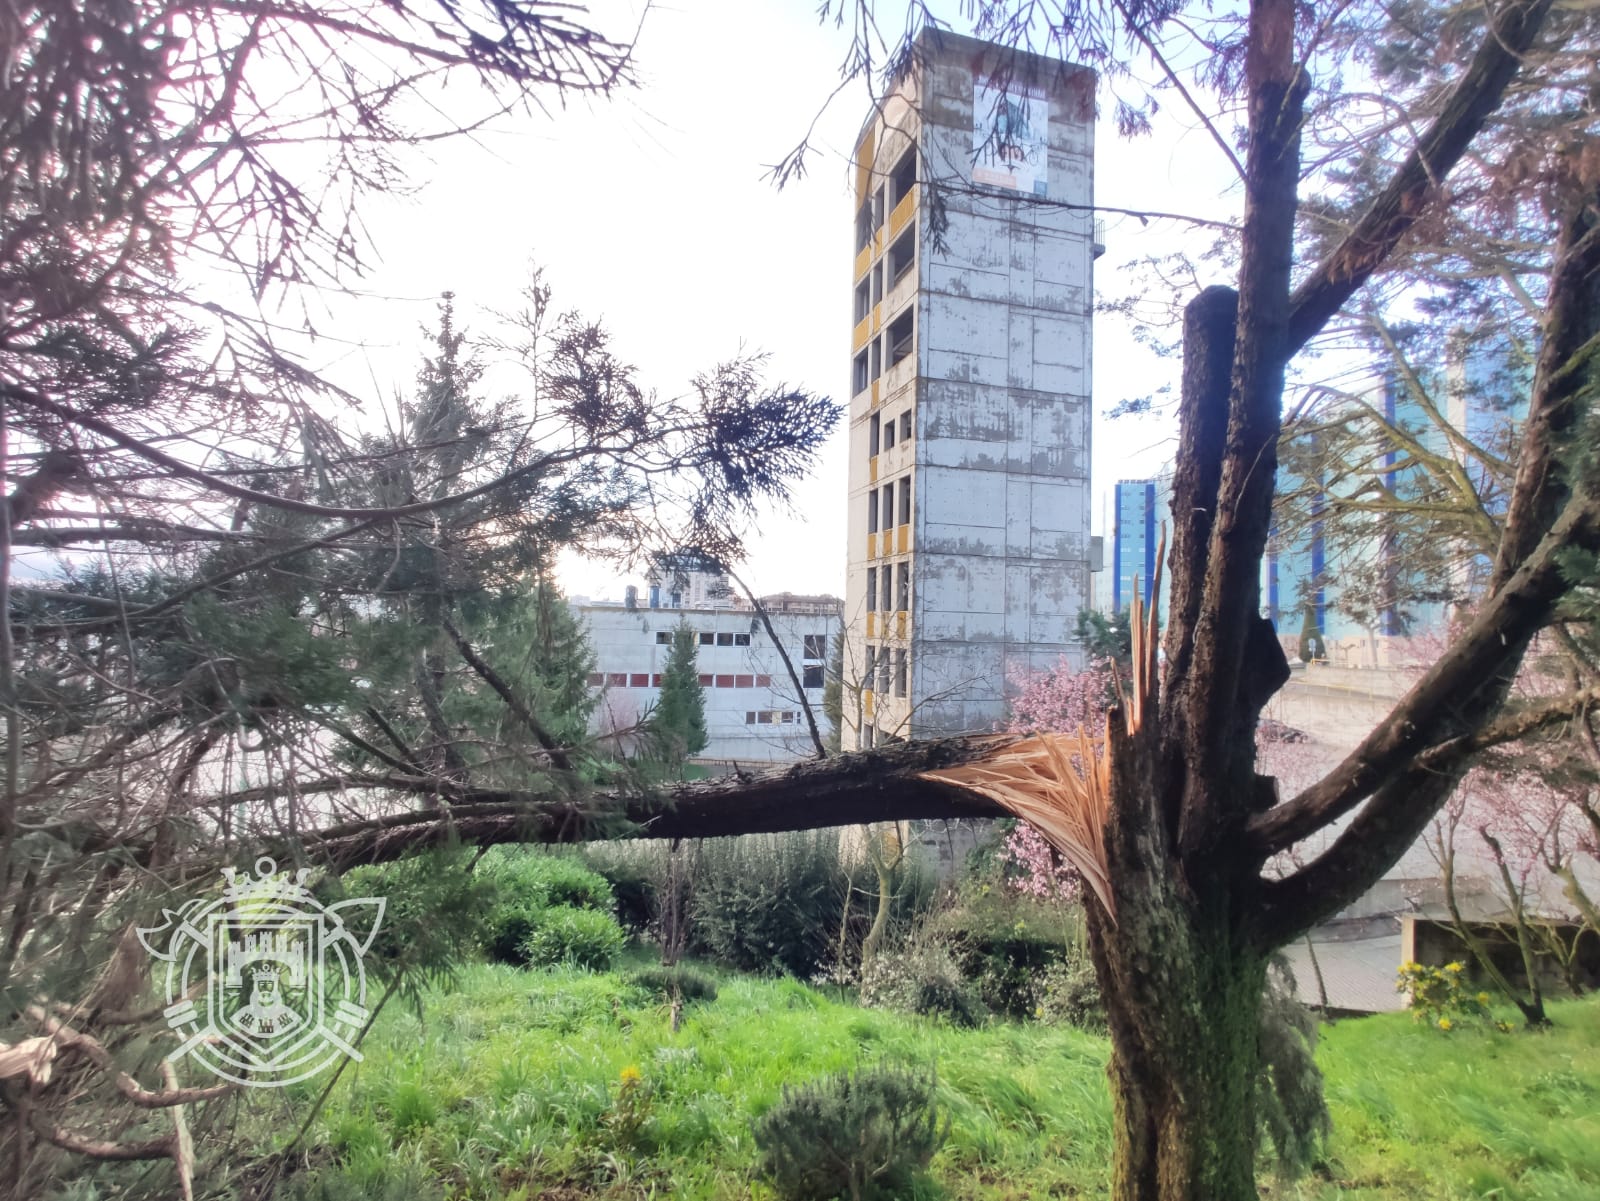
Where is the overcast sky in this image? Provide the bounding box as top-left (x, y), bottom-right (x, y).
top-left (303, 0), bottom-right (1242, 602)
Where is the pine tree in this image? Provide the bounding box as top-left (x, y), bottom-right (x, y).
top-left (650, 621), bottom-right (708, 767)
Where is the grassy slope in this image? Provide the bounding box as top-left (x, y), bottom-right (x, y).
top-left (292, 962), bottom-right (1599, 1201)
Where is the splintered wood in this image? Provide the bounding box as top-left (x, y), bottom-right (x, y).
top-left (920, 532), bottom-right (1166, 923)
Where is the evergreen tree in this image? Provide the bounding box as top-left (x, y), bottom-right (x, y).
top-left (650, 621), bottom-right (709, 767)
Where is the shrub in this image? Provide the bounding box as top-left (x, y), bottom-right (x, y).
top-left (580, 846), bottom-right (659, 932)
top-left (479, 849), bottom-right (615, 965)
top-left (629, 964), bottom-right (718, 1003)
top-left (688, 833), bottom-right (849, 977)
top-left (1396, 959), bottom-right (1504, 1031)
top-left (753, 1062), bottom-right (948, 1201)
top-left (519, 905), bottom-right (625, 971)
top-left (922, 885), bottom-right (1071, 1017)
top-left (482, 848), bottom-right (612, 911)
top-left (859, 942), bottom-right (985, 1028)
top-left (1034, 955), bottom-right (1104, 1030)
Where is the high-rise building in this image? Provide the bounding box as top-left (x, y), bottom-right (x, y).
top-left (841, 32), bottom-right (1097, 750)
top-left (1111, 478), bottom-right (1171, 613)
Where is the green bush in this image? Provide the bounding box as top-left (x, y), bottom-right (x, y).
top-left (753, 1062), bottom-right (949, 1201)
top-left (859, 942), bottom-right (985, 1028)
top-left (479, 849), bottom-right (615, 965)
top-left (629, 964), bottom-right (718, 1003)
top-left (481, 847), bottom-right (612, 911)
top-left (580, 846), bottom-right (659, 933)
top-left (688, 833), bottom-right (849, 978)
top-left (518, 905), bottom-right (625, 971)
top-left (1034, 955), bottom-right (1104, 1030)
top-left (922, 885), bottom-right (1070, 1018)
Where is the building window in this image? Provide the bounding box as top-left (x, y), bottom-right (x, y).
top-left (898, 476), bottom-right (912, 526)
top-left (880, 566), bottom-right (892, 613)
top-left (734, 632), bottom-right (751, 646)
top-left (735, 674), bottom-right (754, 688)
top-left (755, 674), bottom-right (772, 687)
top-left (881, 486), bottom-right (895, 533)
top-left (871, 260), bottom-right (883, 306)
top-left (890, 148), bottom-right (916, 206)
top-left (893, 648), bottom-right (907, 697)
top-left (896, 561), bottom-right (910, 611)
top-left (746, 711), bottom-right (758, 725)
top-left (883, 415), bottom-right (896, 451)
top-left (888, 228), bottom-right (915, 285)
top-left (863, 723), bottom-right (876, 749)
top-left (803, 634), bottom-right (827, 659)
top-left (867, 488), bottom-right (879, 535)
top-left (803, 664), bottom-right (824, 689)
top-left (887, 308), bottom-right (914, 367)
top-left (698, 632), bottom-right (714, 646)
top-left (782, 711), bottom-right (796, 723)
top-left (870, 338), bottom-right (882, 382)
top-left (715, 674), bottom-right (734, 688)
top-left (587, 672), bottom-right (603, 687)
top-left (853, 349), bottom-right (869, 395)
top-left (869, 413), bottom-right (880, 457)
top-left (864, 645), bottom-right (876, 689)
top-left (630, 673), bottom-right (649, 687)
top-left (607, 673), bottom-right (627, 687)
top-left (855, 277), bottom-right (871, 322)
top-left (717, 632), bottom-right (734, 646)
top-left (900, 410), bottom-right (912, 442)
top-left (855, 200), bottom-right (873, 251)
top-left (866, 566), bottom-right (877, 612)
top-left (698, 673), bottom-right (713, 686)
top-left (876, 651), bottom-right (891, 695)
top-left (652, 673), bottom-right (663, 687)
top-left (655, 631), bottom-right (672, 644)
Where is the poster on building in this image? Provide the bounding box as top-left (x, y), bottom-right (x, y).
top-left (971, 75), bottom-right (1049, 196)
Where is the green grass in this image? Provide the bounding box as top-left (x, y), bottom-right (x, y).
top-left (280, 965), bottom-right (1600, 1201)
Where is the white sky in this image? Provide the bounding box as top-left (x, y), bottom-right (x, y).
top-left (301, 0), bottom-right (1243, 602)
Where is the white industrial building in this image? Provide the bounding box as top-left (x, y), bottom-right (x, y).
top-left (843, 31), bottom-right (1098, 748)
top-left (573, 564), bottom-right (840, 767)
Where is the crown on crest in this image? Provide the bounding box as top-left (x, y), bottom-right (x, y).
top-left (220, 857), bottom-right (312, 904)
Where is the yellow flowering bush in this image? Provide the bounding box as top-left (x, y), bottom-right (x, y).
top-left (1396, 960), bottom-right (1498, 1032)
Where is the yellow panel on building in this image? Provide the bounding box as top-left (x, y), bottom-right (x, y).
top-left (852, 314), bottom-right (873, 351)
top-left (896, 611), bottom-right (907, 639)
top-left (869, 455), bottom-right (878, 483)
top-left (866, 612), bottom-right (877, 638)
top-left (888, 185), bottom-right (918, 238)
top-left (897, 525), bottom-right (910, 554)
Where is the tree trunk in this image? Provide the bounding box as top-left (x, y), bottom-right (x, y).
top-left (1092, 710), bottom-right (1267, 1201)
top-left (1091, 892), bottom-right (1265, 1201)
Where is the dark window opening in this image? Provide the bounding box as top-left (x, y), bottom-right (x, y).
top-left (855, 202), bottom-right (873, 251)
top-left (698, 673), bottom-right (713, 686)
top-left (900, 410), bottom-right (913, 442)
top-left (881, 486), bottom-right (895, 533)
top-left (883, 416), bottom-right (896, 451)
top-left (716, 632), bottom-right (734, 646)
top-left (866, 567), bottom-right (878, 612)
top-left (734, 633), bottom-right (751, 646)
top-left (803, 634), bottom-right (827, 659)
top-left (853, 349), bottom-right (869, 395)
top-left (698, 632), bottom-right (714, 646)
top-left (864, 645), bottom-right (876, 687)
top-left (630, 673), bottom-right (649, 687)
top-left (871, 261), bottom-right (884, 306)
top-left (880, 566), bottom-right (892, 613)
top-left (655, 631), bottom-right (672, 644)
top-left (867, 489), bottom-right (879, 534)
top-left (876, 652), bottom-right (891, 694)
top-left (870, 338), bottom-right (882, 382)
top-left (893, 649), bottom-right (907, 697)
top-left (890, 149), bottom-right (916, 207)
top-left (887, 308), bottom-right (914, 368)
top-left (607, 673), bottom-right (627, 687)
top-left (863, 723), bottom-right (876, 748)
top-left (896, 561), bottom-right (910, 611)
top-left (869, 413), bottom-right (880, 457)
top-left (803, 664), bottom-right (825, 689)
top-left (898, 476), bottom-right (912, 526)
top-left (855, 278), bottom-right (871, 322)
top-left (888, 228), bottom-right (915, 285)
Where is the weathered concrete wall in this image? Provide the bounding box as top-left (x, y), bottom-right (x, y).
top-left (843, 33), bottom-right (1095, 746)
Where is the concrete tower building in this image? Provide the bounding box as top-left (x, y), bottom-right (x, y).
top-left (842, 32), bottom-right (1096, 750)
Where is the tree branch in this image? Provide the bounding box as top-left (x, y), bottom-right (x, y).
top-left (1286, 0), bottom-right (1555, 353)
